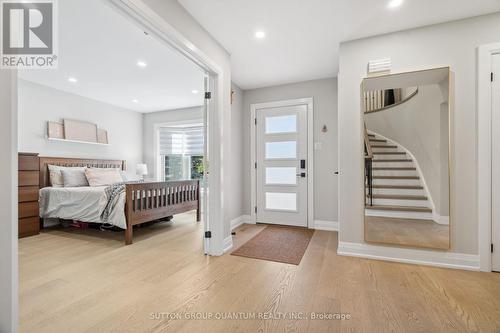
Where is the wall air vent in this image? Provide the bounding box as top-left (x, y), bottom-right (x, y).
top-left (367, 58), bottom-right (392, 76)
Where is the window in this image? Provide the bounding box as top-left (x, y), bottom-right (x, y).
top-left (158, 125), bottom-right (204, 181)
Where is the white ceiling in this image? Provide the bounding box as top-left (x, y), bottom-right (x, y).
top-left (19, 0), bottom-right (205, 113)
top-left (178, 0), bottom-right (500, 90)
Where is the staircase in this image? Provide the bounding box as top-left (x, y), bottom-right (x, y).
top-left (365, 132), bottom-right (433, 219)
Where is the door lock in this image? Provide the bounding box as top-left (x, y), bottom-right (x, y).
top-left (296, 172), bottom-right (306, 178)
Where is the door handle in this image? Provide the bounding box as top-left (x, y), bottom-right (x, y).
top-left (296, 172), bottom-right (306, 178)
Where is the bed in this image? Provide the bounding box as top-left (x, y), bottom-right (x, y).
top-left (38, 157), bottom-right (201, 245)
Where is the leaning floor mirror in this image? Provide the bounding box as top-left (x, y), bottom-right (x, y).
top-left (362, 67), bottom-right (451, 250)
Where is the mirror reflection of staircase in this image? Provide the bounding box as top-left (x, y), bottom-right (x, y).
top-left (365, 132), bottom-right (433, 219)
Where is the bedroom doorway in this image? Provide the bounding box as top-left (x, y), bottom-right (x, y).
top-left (14, 0), bottom-right (223, 255)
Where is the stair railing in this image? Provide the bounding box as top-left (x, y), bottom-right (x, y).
top-left (364, 124), bottom-right (373, 206)
top-left (364, 87), bottom-right (419, 114)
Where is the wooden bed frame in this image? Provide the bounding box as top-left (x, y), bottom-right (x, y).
top-left (39, 157), bottom-right (201, 245)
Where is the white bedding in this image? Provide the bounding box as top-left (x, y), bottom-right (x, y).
top-left (39, 186), bottom-right (127, 229)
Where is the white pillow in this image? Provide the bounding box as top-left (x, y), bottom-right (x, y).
top-left (61, 168), bottom-right (89, 187)
top-left (85, 168), bottom-right (123, 187)
top-left (48, 165), bottom-right (87, 188)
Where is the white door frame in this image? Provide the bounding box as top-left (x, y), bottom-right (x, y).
top-left (477, 42), bottom-right (500, 272)
top-left (250, 98), bottom-right (314, 227)
top-left (107, 0), bottom-right (225, 255)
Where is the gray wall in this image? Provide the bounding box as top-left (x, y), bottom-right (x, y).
top-left (242, 78), bottom-right (338, 223)
top-left (0, 71), bottom-right (18, 333)
top-left (338, 12), bottom-right (500, 254)
top-left (142, 106), bottom-right (204, 180)
top-left (18, 80), bottom-right (143, 177)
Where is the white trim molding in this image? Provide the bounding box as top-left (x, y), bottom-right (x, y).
top-left (338, 242), bottom-right (479, 271)
top-left (313, 220), bottom-right (339, 231)
top-left (223, 236), bottom-right (233, 253)
top-left (230, 215), bottom-right (252, 231)
top-left (250, 98), bottom-right (314, 227)
top-left (477, 42), bottom-right (500, 272)
top-left (107, 0), bottom-right (227, 257)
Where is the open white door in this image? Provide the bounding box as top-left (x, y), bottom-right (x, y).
top-left (203, 75), bottom-right (210, 254)
top-left (255, 104), bottom-right (308, 227)
top-left (492, 53), bottom-right (500, 272)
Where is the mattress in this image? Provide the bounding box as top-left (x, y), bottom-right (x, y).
top-left (39, 186), bottom-right (126, 229)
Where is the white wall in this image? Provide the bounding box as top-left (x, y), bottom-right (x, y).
top-left (242, 78), bottom-right (338, 224)
top-left (228, 83), bottom-right (245, 227)
top-left (18, 80), bottom-right (143, 176)
top-left (142, 106), bottom-right (203, 180)
top-left (0, 71), bottom-right (18, 333)
top-left (338, 12), bottom-right (500, 255)
top-left (142, 0), bottom-right (233, 243)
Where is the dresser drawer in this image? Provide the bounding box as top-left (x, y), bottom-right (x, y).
top-left (19, 154), bottom-right (39, 171)
top-left (19, 171), bottom-right (39, 186)
top-left (19, 201), bottom-right (39, 219)
top-left (19, 217), bottom-right (40, 238)
top-left (19, 186), bottom-right (39, 203)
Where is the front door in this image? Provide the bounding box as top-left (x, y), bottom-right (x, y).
top-left (256, 104), bottom-right (308, 227)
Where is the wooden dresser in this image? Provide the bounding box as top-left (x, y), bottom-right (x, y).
top-left (18, 153), bottom-right (40, 238)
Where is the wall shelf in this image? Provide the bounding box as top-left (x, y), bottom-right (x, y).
top-left (46, 137), bottom-right (110, 146)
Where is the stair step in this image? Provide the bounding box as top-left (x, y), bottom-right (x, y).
top-left (370, 194), bottom-right (428, 200)
top-left (365, 205), bottom-right (432, 213)
top-left (371, 185), bottom-right (424, 189)
top-left (372, 167), bottom-right (416, 171)
top-left (373, 176), bottom-right (419, 179)
top-left (371, 145), bottom-right (398, 148)
top-left (373, 152), bottom-right (406, 155)
top-left (368, 134), bottom-right (375, 137)
top-left (373, 159), bottom-right (413, 162)
top-left (370, 139), bottom-right (386, 142)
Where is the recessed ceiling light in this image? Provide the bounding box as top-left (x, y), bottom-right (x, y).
top-left (137, 60), bottom-right (147, 68)
top-left (67, 77), bottom-right (78, 83)
top-left (255, 31), bottom-right (266, 39)
top-left (191, 90), bottom-right (199, 94)
top-left (387, 0), bottom-right (403, 9)
top-left (132, 99), bottom-right (139, 103)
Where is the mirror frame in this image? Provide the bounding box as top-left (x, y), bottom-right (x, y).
top-left (361, 66), bottom-right (452, 251)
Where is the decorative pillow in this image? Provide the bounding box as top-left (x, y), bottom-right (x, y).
top-left (85, 168), bottom-right (123, 187)
top-left (61, 168), bottom-right (89, 187)
top-left (48, 165), bottom-right (87, 188)
top-left (120, 170), bottom-right (128, 182)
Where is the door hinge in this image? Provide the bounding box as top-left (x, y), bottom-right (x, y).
top-left (205, 92), bottom-right (212, 99)
top-left (254, 118), bottom-right (257, 125)
top-left (205, 231), bottom-right (212, 239)
top-left (492, 243), bottom-right (494, 253)
top-left (254, 206), bottom-right (257, 213)
top-left (492, 72), bottom-right (494, 82)
top-left (254, 162), bottom-right (257, 169)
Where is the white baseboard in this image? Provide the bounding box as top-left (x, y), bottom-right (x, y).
top-left (337, 241), bottom-right (479, 271)
top-left (223, 235), bottom-right (233, 253)
top-left (433, 214), bottom-right (450, 225)
top-left (230, 215), bottom-right (251, 231)
top-left (313, 220), bottom-right (339, 231)
top-left (365, 209), bottom-right (433, 221)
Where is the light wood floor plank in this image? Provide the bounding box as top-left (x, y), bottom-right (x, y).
top-left (19, 212), bottom-right (500, 332)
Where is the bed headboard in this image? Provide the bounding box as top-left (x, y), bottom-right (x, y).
top-left (39, 156), bottom-right (126, 188)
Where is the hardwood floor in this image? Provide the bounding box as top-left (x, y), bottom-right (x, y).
top-left (20, 212), bottom-right (500, 332)
top-left (365, 215), bottom-right (449, 249)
